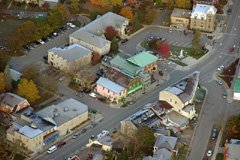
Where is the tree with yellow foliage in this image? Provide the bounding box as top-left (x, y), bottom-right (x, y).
top-left (119, 6), bottom-right (134, 20)
top-left (17, 78), bottom-right (40, 103)
top-left (0, 72), bottom-right (7, 93)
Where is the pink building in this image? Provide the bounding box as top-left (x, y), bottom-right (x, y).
top-left (96, 77), bottom-right (127, 103)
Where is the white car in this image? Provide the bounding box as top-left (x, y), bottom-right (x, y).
top-left (217, 80), bottom-right (223, 85)
top-left (89, 92), bottom-right (97, 98)
top-left (169, 28), bottom-right (173, 33)
top-left (37, 39), bottom-right (45, 44)
top-left (102, 130), bottom-right (110, 136)
top-left (67, 22), bottom-right (76, 28)
top-left (217, 65), bottom-right (224, 71)
top-left (207, 150), bottom-right (212, 157)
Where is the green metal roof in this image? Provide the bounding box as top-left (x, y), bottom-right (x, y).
top-left (110, 55), bottom-right (142, 77)
top-left (127, 51), bottom-right (158, 67)
top-left (234, 79), bottom-right (240, 93)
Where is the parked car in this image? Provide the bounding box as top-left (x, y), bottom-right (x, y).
top-left (169, 28), bottom-right (173, 33)
top-left (37, 39), bottom-right (45, 45)
top-left (67, 22), bottom-right (76, 28)
top-left (81, 128), bottom-right (87, 133)
top-left (229, 47), bottom-right (235, 53)
top-left (211, 128), bottom-right (218, 140)
top-left (52, 32), bottom-right (58, 36)
top-left (83, 88), bottom-right (91, 94)
top-left (102, 130), bottom-right (110, 136)
top-left (89, 92), bottom-right (97, 98)
top-left (216, 80), bottom-right (223, 85)
top-left (57, 141), bottom-right (66, 148)
top-left (222, 92), bottom-right (227, 99)
top-left (217, 65), bottom-right (224, 71)
top-left (121, 38), bottom-right (128, 44)
top-left (207, 150), bottom-right (212, 157)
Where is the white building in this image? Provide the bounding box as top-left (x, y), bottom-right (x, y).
top-left (48, 43), bottom-right (92, 72)
top-left (190, 4), bottom-right (217, 32)
top-left (69, 12), bottom-right (129, 56)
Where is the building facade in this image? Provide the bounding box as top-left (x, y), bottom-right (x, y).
top-left (190, 4), bottom-right (217, 32)
top-left (69, 12), bottom-right (129, 56)
top-left (48, 44), bottom-right (92, 72)
top-left (171, 8), bottom-right (191, 29)
top-left (0, 93), bottom-right (30, 113)
top-left (6, 98), bottom-right (88, 153)
top-left (96, 77), bottom-right (127, 103)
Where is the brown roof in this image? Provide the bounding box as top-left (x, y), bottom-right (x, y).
top-left (159, 101), bottom-right (173, 110)
top-left (104, 67), bottom-right (133, 88)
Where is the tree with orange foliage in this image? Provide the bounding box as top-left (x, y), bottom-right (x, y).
top-left (119, 6), bottom-right (134, 20)
top-left (90, 0), bottom-right (108, 7)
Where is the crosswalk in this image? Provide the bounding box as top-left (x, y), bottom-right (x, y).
top-left (168, 40), bottom-right (192, 48)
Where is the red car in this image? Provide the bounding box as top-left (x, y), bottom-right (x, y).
top-left (229, 47), bottom-right (235, 53)
top-left (57, 141), bottom-right (66, 148)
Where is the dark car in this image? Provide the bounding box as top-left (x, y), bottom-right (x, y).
top-left (121, 38), bottom-right (129, 44)
top-left (57, 141), bottom-right (66, 148)
top-left (22, 45), bottom-right (30, 52)
top-left (227, 8), bottom-right (232, 15)
top-left (81, 128), bottom-right (87, 133)
top-left (211, 128), bottom-right (217, 140)
top-left (98, 97), bottom-right (107, 103)
top-left (83, 88), bottom-right (91, 94)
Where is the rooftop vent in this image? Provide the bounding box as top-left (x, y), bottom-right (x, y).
top-left (64, 108), bottom-right (69, 112)
top-left (30, 123), bottom-right (37, 129)
top-left (54, 113), bottom-right (59, 117)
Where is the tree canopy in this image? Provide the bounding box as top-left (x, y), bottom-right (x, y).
top-left (17, 78), bottom-right (40, 103)
top-left (119, 6), bottom-right (134, 20)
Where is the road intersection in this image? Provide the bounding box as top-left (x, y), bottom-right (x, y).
top-left (8, 0), bottom-right (240, 159)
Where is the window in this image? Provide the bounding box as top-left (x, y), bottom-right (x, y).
top-left (170, 99), bottom-right (172, 102)
top-left (175, 101), bottom-right (177, 104)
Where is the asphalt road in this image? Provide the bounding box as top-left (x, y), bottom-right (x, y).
top-left (8, 1), bottom-right (240, 159)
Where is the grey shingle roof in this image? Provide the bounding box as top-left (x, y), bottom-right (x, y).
top-left (48, 43), bottom-right (92, 61)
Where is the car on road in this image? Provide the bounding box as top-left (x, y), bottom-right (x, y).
top-left (216, 80), bottom-right (223, 85)
top-left (207, 150), bottom-right (212, 157)
top-left (217, 65), bottom-right (224, 71)
top-left (52, 32), bottom-right (58, 36)
top-left (73, 132), bottom-right (80, 136)
top-left (47, 145), bottom-right (57, 154)
top-left (121, 38), bottom-right (128, 44)
top-left (211, 128), bottom-right (218, 140)
top-left (227, 8), bottom-right (232, 15)
top-left (89, 92), bottom-right (97, 98)
top-left (222, 92), bottom-right (227, 99)
top-left (127, 100), bottom-right (136, 105)
top-left (57, 141), bottom-right (66, 148)
top-left (169, 28), bottom-right (173, 33)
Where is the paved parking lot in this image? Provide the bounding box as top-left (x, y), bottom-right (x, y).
top-left (9, 27), bottom-right (78, 71)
